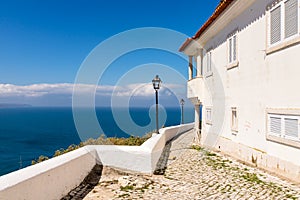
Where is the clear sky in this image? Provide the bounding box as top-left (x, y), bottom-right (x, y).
top-left (0, 0), bottom-right (220, 106)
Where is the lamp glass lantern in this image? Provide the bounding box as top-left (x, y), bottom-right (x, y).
top-left (180, 99), bottom-right (185, 106)
top-left (152, 75), bottom-right (162, 90)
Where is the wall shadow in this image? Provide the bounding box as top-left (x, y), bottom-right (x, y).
top-left (61, 164), bottom-right (103, 200)
top-left (153, 131), bottom-right (189, 175)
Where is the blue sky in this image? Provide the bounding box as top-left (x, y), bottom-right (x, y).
top-left (0, 0), bottom-right (220, 106)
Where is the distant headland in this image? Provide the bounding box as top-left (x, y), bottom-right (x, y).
top-left (0, 103), bottom-right (32, 108)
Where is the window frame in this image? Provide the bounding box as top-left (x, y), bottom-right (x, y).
top-left (284, 0), bottom-right (299, 38)
top-left (267, 0), bottom-right (300, 54)
top-left (266, 108), bottom-right (300, 149)
top-left (231, 107), bottom-right (238, 132)
top-left (205, 50), bottom-right (213, 77)
top-left (227, 31), bottom-right (239, 69)
top-left (267, 113), bottom-right (300, 140)
top-left (206, 107), bottom-right (212, 125)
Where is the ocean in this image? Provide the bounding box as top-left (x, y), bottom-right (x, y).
top-left (0, 107), bottom-right (194, 176)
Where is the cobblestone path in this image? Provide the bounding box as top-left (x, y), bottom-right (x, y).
top-left (84, 131), bottom-right (300, 200)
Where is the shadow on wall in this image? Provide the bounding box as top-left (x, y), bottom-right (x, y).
top-left (153, 130), bottom-right (189, 175)
top-left (61, 164), bottom-right (103, 200)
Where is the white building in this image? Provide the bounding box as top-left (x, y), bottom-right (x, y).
top-left (180, 0), bottom-right (300, 182)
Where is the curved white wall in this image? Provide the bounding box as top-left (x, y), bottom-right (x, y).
top-left (91, 123), bottom-right (194, 173)
top-left (0, 123), bottom-right (194, 200)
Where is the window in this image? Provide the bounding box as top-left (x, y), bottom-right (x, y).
top-left (206, 107), bottom-right (212, 124)
top-left (206, 51), bottom-right (212, 75)
top-left (269, 0), bottom-right (299, 46)
top-left (228, 33), bottom-right (237, 64)
top-left (268, 113), bottom-right (300, 140)
top-left (231, 107), bottom-right (238, 132)
top-left (285, 0), bottom-right (298, 38)
top-left (270, 5), bottom-right (281, 44)
top-left (270, 116), bottom-right (282, 136)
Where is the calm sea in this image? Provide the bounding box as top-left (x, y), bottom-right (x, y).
top-left (0, 107), bottom-right (194, 176)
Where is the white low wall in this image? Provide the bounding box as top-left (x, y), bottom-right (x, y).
top-left (0, 123), bottom-right (194, 200)
top-left (147, 123), bottom-right (194, 171)
top-left (91, 123), bottom-right (194, 173)
top-left (0, 147), bottom-right (97, 200)
top-left (90, 145), bottom-right (152, 173)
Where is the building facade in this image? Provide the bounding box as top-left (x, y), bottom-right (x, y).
top-left (180, 0), bottom-right (300, 182)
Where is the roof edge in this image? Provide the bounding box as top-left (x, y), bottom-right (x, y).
top-left (179, 0), bottom-right (236, 52)
top-left (179, 38), bottom-right (193, 52)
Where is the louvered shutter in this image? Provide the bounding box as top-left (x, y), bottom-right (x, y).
top-left (206, 108), bottom-right (211, 122)
top-left (232, 109), bottom-right (237, 130)
top-left (207, 52), bottom-right (211, 73)
top-left (284, 118), bottom-right (298, 138)
top-left (285, 0), bottom-right (298, 38)
top-left (209, 52), bottom-right (211, 72)
top-left (232, 35), bottom-right (236, 61)
top-left (270, 6), bottom-right (282, 44)
top-left (229, 38), bottom-right (232, 63)
top-left (270, 116), bottom-right (281, 136)
top-left (233, 35), bottom-right (237, 61)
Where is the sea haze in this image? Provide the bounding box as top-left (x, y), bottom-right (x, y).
top-left (0, 106), bottom-right (194, 176)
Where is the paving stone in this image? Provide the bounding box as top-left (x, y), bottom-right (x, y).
top-left (83, 130), bottom-right (300, 199)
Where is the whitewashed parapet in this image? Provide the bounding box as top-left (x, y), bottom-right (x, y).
top-left (92, 123), bottom-right (194, 174)
top-left (0, 123), bottom-right (194, 200)
top-left (0, 147), bottom-right (97, 200)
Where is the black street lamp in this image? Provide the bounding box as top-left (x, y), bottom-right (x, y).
top-left (180, 99), bottom-right (185, 124)
top-left (152, 75), bottom-right (162, 134)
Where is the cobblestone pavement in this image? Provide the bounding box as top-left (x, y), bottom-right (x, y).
top-left (84, 131), bottom-right (300, 200)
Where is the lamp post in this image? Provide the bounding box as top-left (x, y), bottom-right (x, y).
top-left (152, 75), bottom-right (162, 134)
top-left (180, 99), bottom-right (185, 124)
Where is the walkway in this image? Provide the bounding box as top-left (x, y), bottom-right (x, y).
top-left (83, 130), bottom-right (300, 200)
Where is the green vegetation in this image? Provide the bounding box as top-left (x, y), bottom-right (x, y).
top-left (106, 135), bottom-right (150, 146)
top-left (205, 151), bottom-right (217, 157)
top-left (241, 172), bottom-right (263, 184)
top-left (120, 185), bottom-right (134, 191)
top-left (31, 133), bottom-right (152, 165)
top-left (31, 155), bottom-right (49, 165)
top-left (285, 194), bottom-right (298, 200)
top-left (190, 147), bottom-right (299, 197)
top-left (191, 145), bottom-right (203, 151)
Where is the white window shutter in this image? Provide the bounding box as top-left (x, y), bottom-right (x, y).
top-left (209, 52), bottom-right (211, 72)
top-left (207, 52), bottom-right (211, 73)
top-left (206, 109), bottom-right (211, 121)
top-left (285, 0), bottom-right (298, 38)
top-left (233, 35), bottom-right (237, 61)
top-left (284, 118), bottom-right (298, 138)
top-left (206, 52), bottom-right (209, 72)
top-left (207, 52), bottom-right (210, 72)
top-left (229, 38), bottom-right (232, 63)
top-left (270, 6), bottom-right (282, 44)
top-left (270, 116), bottom-right (282, 136)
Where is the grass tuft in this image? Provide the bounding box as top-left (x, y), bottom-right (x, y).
top-left (191, 145), bottom-right (203, 151)
top-left (120, 185), bottom-right (134, 191)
